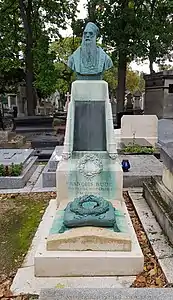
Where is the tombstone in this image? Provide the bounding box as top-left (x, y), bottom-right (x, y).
top-left (144, 70), bottom-right (173, 119)
top-left (158, 118), bottom-right (173, 146)
top-left (121, 115), bottom-right (158, 147)
top-left (7, 93), bottom-right (17, 108)
top-left (125, 92), bottom-right (133, 111)
top-left (0, 149), bottom-right (37, 189)
top-left (16, 83), bottom-right (27, 116)
top-left (33, 23), bottom-right (144, 276)
top-left (34, 78), bottom-right (143, 277)
top-left (64, 92), bottom-right (71, 112)
top-left (133, 90), bottom-right (142, 109)
top-left (143, 142), bottom-right (173, 245)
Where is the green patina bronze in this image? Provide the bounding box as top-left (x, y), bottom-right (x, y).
top-left (59, 195), bottom-right (120, 233)
top-left (67, 22), bottom-right (113, 80)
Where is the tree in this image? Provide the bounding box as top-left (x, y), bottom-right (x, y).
top-left (87, 0), bottom-right (173, 112)
top-left (0, 0), bottom-right (24, 92)
top-left (33, 34), bottom-right (58, 98)
top-left (0, 0), bottom-right (79, 115)
top-left (138, 0), bottom-right (173, 73)
top-left (88, 0), bottom-right (145, 112)
top-left (51, 37), bottom-right (81, 94)
top-left (126, 68), bottom-right (142, 93)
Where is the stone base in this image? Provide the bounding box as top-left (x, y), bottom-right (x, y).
top-left (46, 200), bottom-right (131, 251)
top-left (34, 200), bottom-right (143, 277)
top-left (47, 227), bottom-right (131, 252)
top-left (143, 177), bottom-right (173, 245)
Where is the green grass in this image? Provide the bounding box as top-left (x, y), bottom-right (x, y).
top-left (0, 192), bottom-right (55, 275)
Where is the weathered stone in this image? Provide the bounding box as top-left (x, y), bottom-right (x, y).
top-left (39, 288), bottom-right (173, 300)
top-left (143, 177), bottom-right (173, 246)
top-left (158, 119), bottom-right (173, 146)
top-left (121, 115), bottom-right (158, 147)
top-left (0, 156), bottom-right (37, 189)
top-left (0, 131), bottom-right (10, 142)
top-left (0, 149), bottom-right (33, 165)
top-left (144, 71), bottom-right (173, 119)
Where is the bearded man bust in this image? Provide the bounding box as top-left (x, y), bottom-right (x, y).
top-left (67, 22), bottom-right (113, 80)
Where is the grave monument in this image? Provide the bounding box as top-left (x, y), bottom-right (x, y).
top-left (144, 71), bottom-right (173, 119)
top-left (143, 142), bottom-right (173, 245)
top-left (34, 22), bottom-right (143, 277)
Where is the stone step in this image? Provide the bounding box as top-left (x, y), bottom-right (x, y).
top-left (39, 288), bottom-right (173, 300)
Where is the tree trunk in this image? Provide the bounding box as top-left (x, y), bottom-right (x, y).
top-left (149, 57), bottom-right (154, 74)
top-left (19, 0), bottom-right (35, 115)
top-left (26, 33), bottom-right (35, 115)
top-left (117, 51), bottom-right (127, 113)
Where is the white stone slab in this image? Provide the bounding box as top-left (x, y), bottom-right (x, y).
top-left (121, 115), bottom-right (158, 147)
top-left (10, 199), bottom-right (136, 295)
top-left (71, 80), bottom-right (109, 102)
top-left (0, 148), bottom-right (33, 165)
top-left (129, 190), bottom-right (173, 283)
top-left (11, 266), bottom-right (135, 295)
top-left (158, 257), bottom-right (173, 283)
top-left (48, 146), bottom-right (64, 170)
top-left (34, 200), bottom-right (143, 277)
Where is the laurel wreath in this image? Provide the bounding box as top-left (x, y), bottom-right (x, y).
top-left (69, 194), bottom-right (109, 216)
top-left (77, 153), bottom-right (103, 178)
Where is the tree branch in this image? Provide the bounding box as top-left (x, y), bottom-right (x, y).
top-left (1, 0), bottom-right (17, 13)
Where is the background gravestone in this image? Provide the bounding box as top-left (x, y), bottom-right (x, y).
top-left (144, 71), bottom-right (173, 119)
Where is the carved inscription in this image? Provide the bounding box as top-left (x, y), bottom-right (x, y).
top-left (67, 181), bottom-right (112, 192)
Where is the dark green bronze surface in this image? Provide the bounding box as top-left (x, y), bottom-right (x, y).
top-left (59, 195), bottom-right (120, 233)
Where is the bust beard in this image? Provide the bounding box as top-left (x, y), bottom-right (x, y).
top-left (80, 39), bottom-right (98, 69)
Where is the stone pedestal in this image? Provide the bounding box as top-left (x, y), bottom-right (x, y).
top-left (34, 80), bottom-right (143, 277)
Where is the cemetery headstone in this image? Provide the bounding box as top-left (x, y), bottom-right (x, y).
top-left (125, 93), bottom-right (133, 111)
top-left (0, 149), bottom-right (37, 189)
top-left (144, 70), bottom-right (173, 119)
top-left (121, 115), bottom-right (158, 147)
top-left (34, 22), bottom-right (143, 278)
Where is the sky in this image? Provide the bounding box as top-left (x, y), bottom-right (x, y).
top-left (60, 0), bottom-right (160, 74)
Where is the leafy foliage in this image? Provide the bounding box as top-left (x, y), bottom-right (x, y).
top-left (0, 163), bottom-right (23, 177)
top-left (0, 0), bottom-right (79, 113)
top-left (123, 143), bottom-right (155, 154)
top-left (51, 37), bottom-right (81, 94)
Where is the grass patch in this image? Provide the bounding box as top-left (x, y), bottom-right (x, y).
top-left (0, 192), bottom-right (55, 276)
top-left (122, 143), bottom-right (155, 154)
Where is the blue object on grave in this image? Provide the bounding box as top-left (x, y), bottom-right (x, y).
top-left (122, 159), bottom-right (130, 172)
top-left (58, 194), bottom-right (120, 234)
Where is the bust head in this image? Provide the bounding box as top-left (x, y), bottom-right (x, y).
top-left (82, 22), bottom-right (99, 45)
top-left (81, 22), bottom-right (99, 70)
top-left (67, 22), bottom-right (113, 79)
